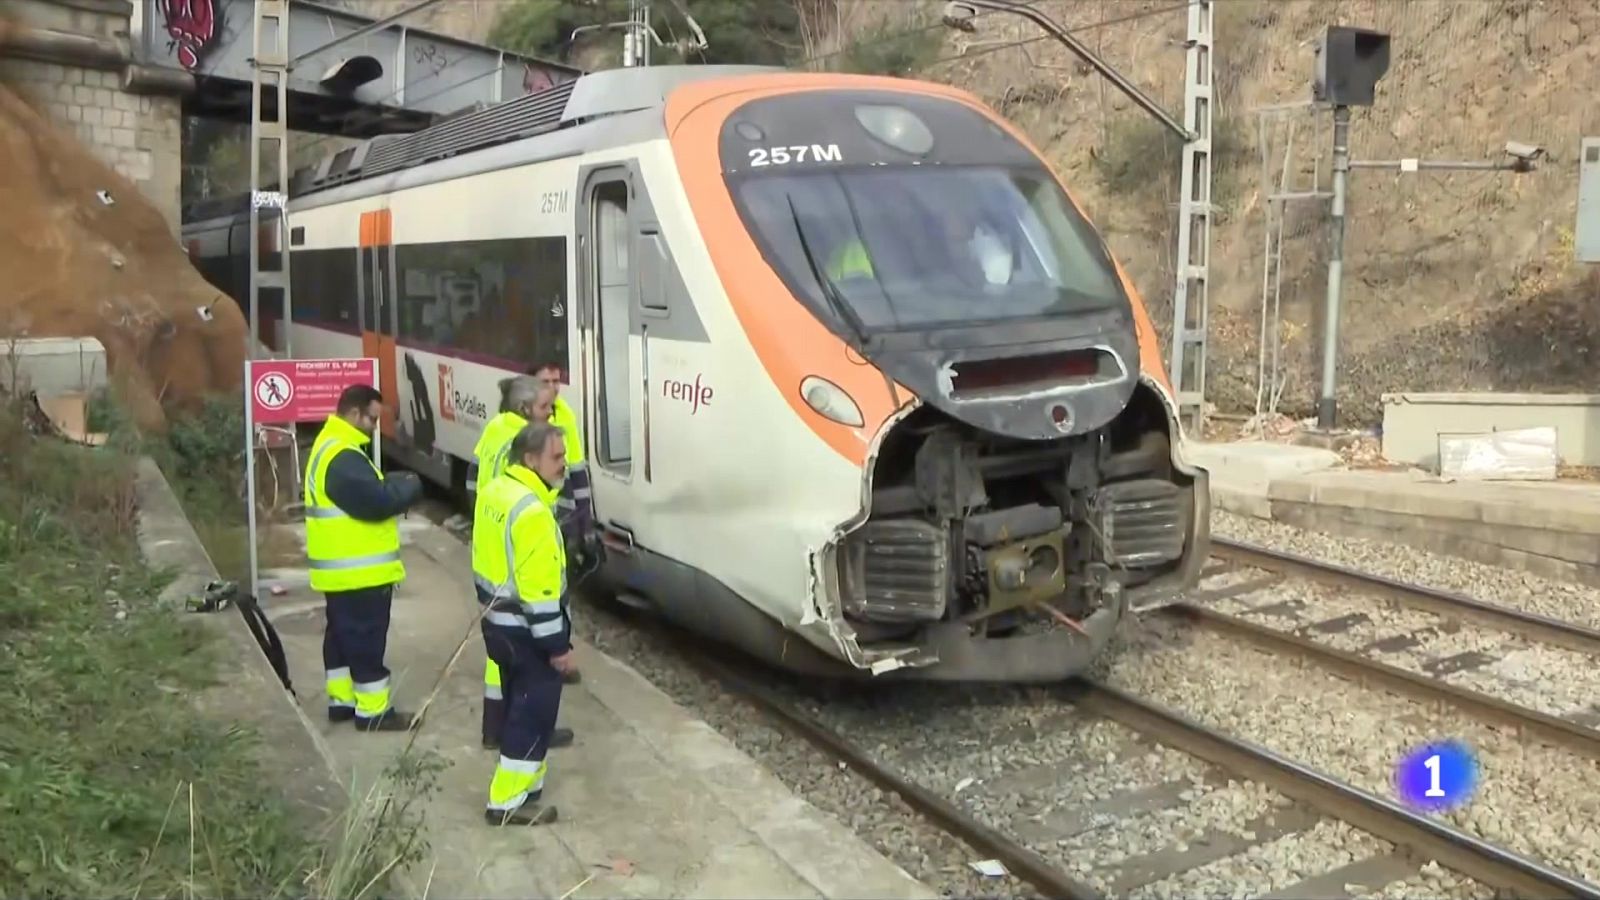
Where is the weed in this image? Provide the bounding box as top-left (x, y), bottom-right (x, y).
top-left (1093, 113), bottom-right (1253, 223)
top-left (832, 19), bottom-right (943, 77)
top-left (0, 398), bottom-right (435, 899)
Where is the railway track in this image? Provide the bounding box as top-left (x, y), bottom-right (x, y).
top-left (421, 499), bottom-right (1600, 897)
top-left (1195, 538), bottom-right (1600, 737)
top-left (656, 613), bottom-right (1600, 900)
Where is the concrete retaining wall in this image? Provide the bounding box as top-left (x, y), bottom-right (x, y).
top-left (132, 458), bottom-right (344, 829)
top-left (1381, 391), bottom-right (1600, 469)
top-left (1, 0), bottom-right (185, 232)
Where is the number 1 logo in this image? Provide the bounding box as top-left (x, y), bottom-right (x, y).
top-left (1395, 740), bottom-right (1479, 812)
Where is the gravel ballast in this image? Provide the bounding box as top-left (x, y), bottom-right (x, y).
top-left (1190, 572), bottom-right (1600, 723)
top-left (1105, 617), bottom-right (1600, 882)
top-left (1214, 510), bottom-right (1600, 630)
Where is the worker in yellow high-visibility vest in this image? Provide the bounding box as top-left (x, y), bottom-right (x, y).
top-left (474, 421), bottom-right (576, 827)
top-left (471, 376), bottom-right (568, 750)
top-left (304, 384), bottom-right (424, 731)
top-left (527, 355), bottom-right (594, 558)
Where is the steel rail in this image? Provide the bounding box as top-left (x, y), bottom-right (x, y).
top-left (1209, 537), bottom-right (1600, 655)
top-left (1161, 602), bottom-right (1600, 761)
top-left (1067, 681), bottom-right (1600, 900)
top-left (675, 645), bottom-right (1102, 900)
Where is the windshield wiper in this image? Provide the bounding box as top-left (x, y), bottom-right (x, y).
top-left (785, 194), bottom-right (872, 350)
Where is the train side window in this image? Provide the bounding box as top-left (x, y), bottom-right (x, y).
top-left (593, 181), bottom-right (632, 471)
top-left (392, 237), bottom-right (567, 369)
top-left (638, 228), bottom-right (670, 316)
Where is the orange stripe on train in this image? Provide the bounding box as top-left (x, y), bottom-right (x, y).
top-left (665, 73), bottom-right (1173, 467)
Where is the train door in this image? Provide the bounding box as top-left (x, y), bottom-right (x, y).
top-left (578, 166), bottom-right (642, 549)
top-left (357, 209), bottom-right (400, 443)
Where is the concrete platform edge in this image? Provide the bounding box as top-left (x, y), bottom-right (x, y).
top-left (132, 458), bottom-right (349, 836)
top-left (1207, 466), bottom-right (1600, 589)
top-left (407, 528), bottom-right (936, 899)
top-left (575, 634), bottom-right (938, 899)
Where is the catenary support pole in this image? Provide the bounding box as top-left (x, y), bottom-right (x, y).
top-left (244, 362), bottom-right (260, 601)
top-left (1316, 104), bottom-right (1351, 430)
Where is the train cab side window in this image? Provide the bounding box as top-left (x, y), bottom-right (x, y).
top-left (638, 228), bottom-right (670, 315)
top-left (592, 181), bottom-right (633, 472)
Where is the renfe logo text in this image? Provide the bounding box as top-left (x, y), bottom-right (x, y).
top-left (662, 375), bottom-right (713, 415)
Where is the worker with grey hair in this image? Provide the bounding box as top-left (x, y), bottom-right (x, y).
top-left (473, 420), bottom-right (576, 826)
top-left (469, 375), bottom-right (567, 750)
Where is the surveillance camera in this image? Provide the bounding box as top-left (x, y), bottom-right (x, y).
top-left (942, 1), bottom-right (978, 32)
top-left (1504, 141), bottom-right (1546, 162)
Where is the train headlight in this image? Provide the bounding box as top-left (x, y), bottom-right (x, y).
top-left (800, 376), bottom-right (864, 427)
top-left (854, 104), bottom-right (934, 156)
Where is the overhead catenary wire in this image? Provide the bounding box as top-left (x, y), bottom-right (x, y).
top-left (247, 0), bottom-right (1217, 196)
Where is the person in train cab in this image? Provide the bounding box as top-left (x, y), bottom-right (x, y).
top-left (824, 230), bottom-right (875, 283)
top-left (471, 375), bottom-right (564, 750)
top-left (305, 384), bottom-right (426, 732)
top-left (526, 355), bottom-right (594, 556)
top-left (473, 422), bottom-right (577, 827)
top-left (938, 198), bottom-right (1014, 287)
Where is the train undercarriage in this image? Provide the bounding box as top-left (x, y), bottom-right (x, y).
top-left (830, 383), bottom-right (1210, 681)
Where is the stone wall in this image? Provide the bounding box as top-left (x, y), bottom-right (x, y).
top-left (0, 57), bottom-right (182, 233)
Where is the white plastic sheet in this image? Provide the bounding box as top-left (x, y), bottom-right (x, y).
top-left (1436, 426), bottom-right (1559, 480)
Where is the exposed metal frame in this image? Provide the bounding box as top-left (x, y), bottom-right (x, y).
top-left (248, 0), bottom-right (292, 360)
top-left (1167, 0), bottom-right (1215, 433)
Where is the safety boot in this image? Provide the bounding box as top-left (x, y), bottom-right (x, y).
top-left (328, 707), bottom-right (355, 724)
top-left (485, 802), bottom-right (558, 827)
top-left (354, 709), bottom-right (422, 732)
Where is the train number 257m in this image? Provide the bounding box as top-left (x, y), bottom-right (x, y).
top-left (748, 144), bottom-right (843, 167)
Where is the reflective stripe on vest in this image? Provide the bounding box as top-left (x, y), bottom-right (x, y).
top-left (551, 397), bottom-right (585, 466)
top-left (303, 416), bottom-right (405, 593)
top-left (471, 469), bottom-right (567, 628)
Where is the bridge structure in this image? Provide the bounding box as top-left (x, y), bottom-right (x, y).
top-left (1, 0), bottom-right (581, 230)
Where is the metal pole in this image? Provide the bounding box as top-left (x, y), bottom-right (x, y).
top-left (1167, 0), bottom-right (1214, 433)
top-left (1316, 104), bottom-right (1351, 430)
top-left (946, 0), bottom-right (1195, 142)
top-left (244, 362), bottom-right (260, 600)
top-left (249, 0), bottom-right (291, 360)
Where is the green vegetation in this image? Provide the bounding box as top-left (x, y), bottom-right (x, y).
top-left (1093, 113), bottom-right (1253, 223)
top-left (830, 19), bottom-right (944, 77)
top-left (489, 0), bottom-right (942, 76)
top-left (0, 389), bottom-right (434, 899)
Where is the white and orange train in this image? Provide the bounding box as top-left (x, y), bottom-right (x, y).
top-left (183, 65), bottom-right (1211, 682)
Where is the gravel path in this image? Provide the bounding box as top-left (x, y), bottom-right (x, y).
top-left (1213, 510), bottom-right (1600, 631)
top-left (1105, 616), bottom-right (1600, 883)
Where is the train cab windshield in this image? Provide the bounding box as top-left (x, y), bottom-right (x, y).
top-left (721, 90), bottom-right (1130, 334)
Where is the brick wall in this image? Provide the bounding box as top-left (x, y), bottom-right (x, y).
top-left (1, 57), bottom-right (183, 234)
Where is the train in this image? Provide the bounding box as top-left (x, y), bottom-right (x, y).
top-left (182, 64), bottom-right (1211, 683)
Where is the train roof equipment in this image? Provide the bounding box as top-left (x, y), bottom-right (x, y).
top-left (184, 65), bottom-right (783, 224)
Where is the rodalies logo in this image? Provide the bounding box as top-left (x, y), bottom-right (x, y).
top-left (437, 362), bottom-right (488, 424)
top-left (438, 364), bottom-right (457, 422)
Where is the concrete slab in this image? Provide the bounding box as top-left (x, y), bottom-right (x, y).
top-left (260, 519), bottom-right (935, 900)
top-left (1381, 391), bottom-right (1600, 468)
top-left (1264, 468), bottom-right (1600, 586)
top-left (1189, 441), bottom-right (1342, 518)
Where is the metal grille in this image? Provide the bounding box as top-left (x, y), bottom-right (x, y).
top-left (306, 79), bottom-right (580, 194)
top-left (1091, 479), bottom-right (1190, 568)
top-left (842, 520), bottom-right (949, 624)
